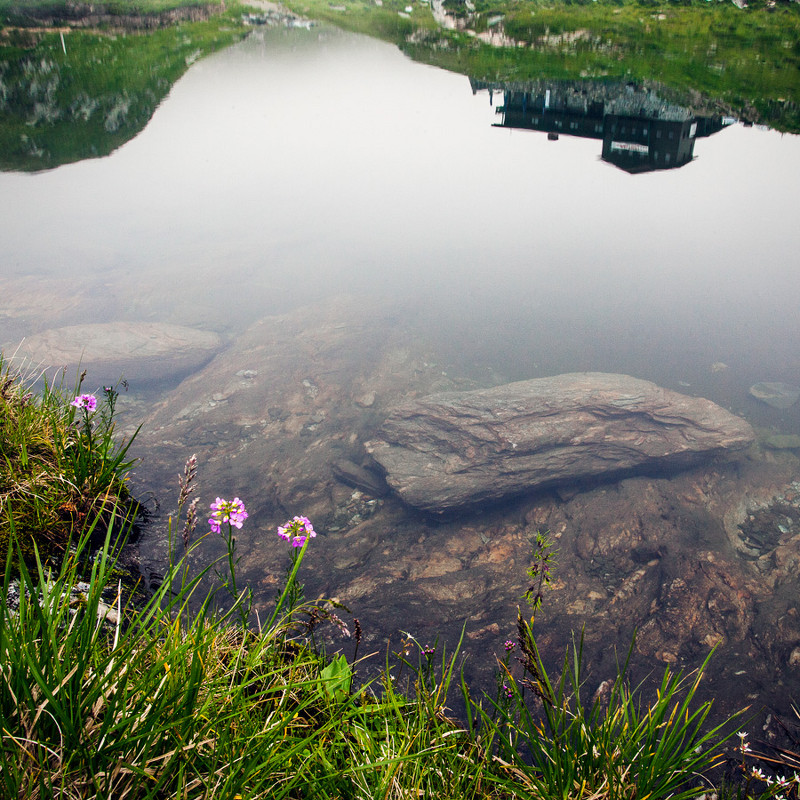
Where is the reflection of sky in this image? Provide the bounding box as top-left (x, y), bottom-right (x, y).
top-left (2, 25), bottom-right (800, 407)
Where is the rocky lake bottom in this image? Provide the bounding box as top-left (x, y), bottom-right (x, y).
top-left (25, 293), bottom-right (788, 738)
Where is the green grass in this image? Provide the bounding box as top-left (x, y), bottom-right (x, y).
top-left (0, 355), bottom-right (137, 558)
top-left (0, 509), bottom-right (757, 799)
top-left (0, 508), bottom-right (499, 798)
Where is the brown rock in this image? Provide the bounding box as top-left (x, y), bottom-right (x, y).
top-left (367, 372), bottom-right (755, 513)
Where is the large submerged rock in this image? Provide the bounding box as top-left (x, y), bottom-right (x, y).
top-left (367, 372), bottom-right (755, 512)
top-left (9, 322), bottom-right (223, 385)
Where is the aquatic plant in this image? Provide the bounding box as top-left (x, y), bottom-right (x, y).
top-left (477, 615), bottom-right (743, 800)
top-left (732, 721), bottom-right (800, 799)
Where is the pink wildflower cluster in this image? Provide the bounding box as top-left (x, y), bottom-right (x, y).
top-left (71, 394), bottom-right (97, 411)
top-left (277, 515), bottom-right (316, 548)
top-left (209, 497), bottom-right (248, 534)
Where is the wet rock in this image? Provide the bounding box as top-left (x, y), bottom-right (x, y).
top-left (762, 434), bottom-right (800, 450)
top-left (749, 382), bottom-right (800, 410)
top-left (10, 322), bottom-right (222, 385)
top-left (367, 372), bottom-right (755, 513)
top-left (332, 459), bottom-right (389, 497)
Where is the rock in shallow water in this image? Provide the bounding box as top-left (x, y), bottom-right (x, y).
top-left (366, 372), bottom-right (755, 513)
top-left (749, 381), bottom-right (800, 410)
top-left (9, 322), bottom-right (222, 385)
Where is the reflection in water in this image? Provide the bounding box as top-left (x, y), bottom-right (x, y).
top-left (472, 78), bottom-right (733, 173)
top-left (0, 22), bottom-right (244, 172)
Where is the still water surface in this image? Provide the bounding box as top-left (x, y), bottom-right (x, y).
top-left (3, 22), bottom-right (800, 713)
top-left (4, 26), bottom-right (800, 419)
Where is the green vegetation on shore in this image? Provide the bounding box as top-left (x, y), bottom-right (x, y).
top-left (0, 3), bottom-right (247, 171)
top-left (0, 355), bottom-right (137, 558)
top-left (1, 354), bottom-right (798, 799)
top-left (284, 0), bottom-right (800, 132)
top-left (0, 0), bottom-right (798, 173)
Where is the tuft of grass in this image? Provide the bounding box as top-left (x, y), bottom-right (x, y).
top-left (470, 610), bottom-right (745, 800)
top-left (0, 355), bottom-right (138, 559)
top-left (0, 500), bottom-right (501, 799)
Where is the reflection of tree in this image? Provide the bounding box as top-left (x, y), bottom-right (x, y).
top-left (472, 78), bottom-right (733, 173)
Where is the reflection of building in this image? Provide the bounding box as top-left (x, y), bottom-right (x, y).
top-left (471, 78), bottom-right (732, 173)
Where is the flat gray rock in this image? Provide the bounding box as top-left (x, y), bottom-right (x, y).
top-left (366, 372), bottom-right (755, 512)
top-left (749, 382), bottom-right (800, 410)
top-left (9, 322), bottom-right (222, 385)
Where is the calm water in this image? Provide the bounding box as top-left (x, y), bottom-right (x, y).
top-left (3, 22), bottom-right (800, 717)
top-left (2, 26), bottom-right (799, 426)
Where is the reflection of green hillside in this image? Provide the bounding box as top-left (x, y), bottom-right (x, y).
top-left (285, 0), bottom-right (800, 133)
top-left (0, 14), bottom-right (246, 172)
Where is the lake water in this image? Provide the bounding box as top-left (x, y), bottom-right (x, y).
top-left (3, 22), bottom-right (800, 722)
top-left (4, 26), bottom-right (800, 422)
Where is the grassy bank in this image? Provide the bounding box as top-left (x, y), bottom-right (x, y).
top-left (0, 356), bottom-right (138, 558)
top-left (0, 3), bottom-right (248, 171)
top-left (1, 0), bottom-right (797, 173)
top-left (284, 0), bottom-right (800, 132)
top-left (2, 355), bottom-right (799, 799)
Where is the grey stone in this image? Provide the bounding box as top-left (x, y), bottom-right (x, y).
top-left (366, 372), bottom-right (755, 513)
top-left (9, 322), bottom-right (223, 385)
top-left (749, 382), bottom-right (800, 410)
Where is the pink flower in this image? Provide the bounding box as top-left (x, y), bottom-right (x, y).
top-left (71, 394), bottom-right (97, 411)
top-left (277, 515), bottom-right (316, 548)
top-left (209, 497), bottom-right (248, 534)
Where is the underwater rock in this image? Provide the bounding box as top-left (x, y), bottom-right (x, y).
top-left (749, 382), bottom-right (800, 410)
top-left (332, 459), bottom-right (389, 497)
top-left (761, 433), bottom-right (800, 450)
top-left (367, 372), bottom-right (755, 513)
top-left (10, 322), bottom-right (222, 385)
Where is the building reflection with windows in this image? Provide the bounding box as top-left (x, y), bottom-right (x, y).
top-left (471, 78), bottom-right (734, 173)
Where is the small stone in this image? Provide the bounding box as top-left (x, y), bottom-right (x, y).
top-left (355, 391), bottom-right (376, 408)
